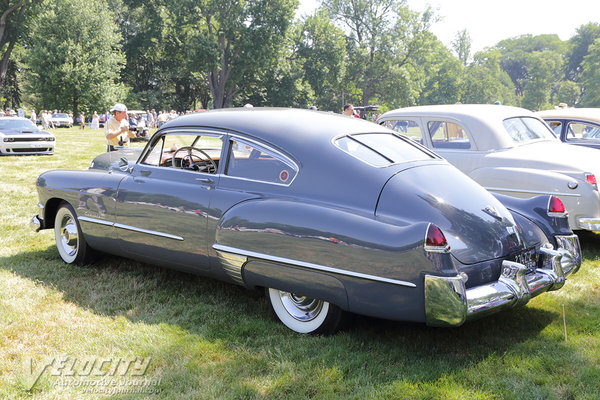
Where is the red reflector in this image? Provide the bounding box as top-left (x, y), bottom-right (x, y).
top-left (586, 174), bottom-right (597, 186)
top-left (426, 224), bottom-right (448, 248)
top-left (548, 196), bottom-right (566, 214)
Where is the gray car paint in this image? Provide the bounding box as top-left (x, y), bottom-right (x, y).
top-left (34, 108), bottom-right (573, 323)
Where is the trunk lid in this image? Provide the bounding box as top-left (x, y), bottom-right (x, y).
top-left (376, 163), bottom-right (528, 264)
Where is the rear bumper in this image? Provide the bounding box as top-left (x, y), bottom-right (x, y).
top-left (578, 217), bottom-right (600, 231)
top-left (424, 234), bottom-right (581, 327)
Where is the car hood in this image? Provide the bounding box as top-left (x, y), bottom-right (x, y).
top-left (0, 128), bottom-right (45, 135)
top-left (376, 163), bottom-right (526, 264)
top-left (490, 140), bottom-right (600, 176)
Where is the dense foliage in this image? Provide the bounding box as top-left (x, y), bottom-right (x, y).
top-left (1, 0), bottom-right (600, 112)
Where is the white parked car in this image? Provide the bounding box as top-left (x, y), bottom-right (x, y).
top-left (51, 112), bottom-right (73, 128)
top-left (0, 117), bottom-right (55, 155)
top-left (378, 104), bottom-right (600, 232)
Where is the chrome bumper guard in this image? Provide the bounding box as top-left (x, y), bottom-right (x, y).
top-left (30, 214), bottom-right (44, 232)
top-left (424, 234), bottom-right (581, 327)
top-left (578, 217), bottom-right (600, 231)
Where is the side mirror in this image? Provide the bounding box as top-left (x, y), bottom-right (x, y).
top-left (118, 157), bottom-right (133, 173)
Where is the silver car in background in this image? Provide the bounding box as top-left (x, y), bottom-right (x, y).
top-left (378, 104), bottom-right (600, 232)
top-left (51, 112), bottom-right (73, 128)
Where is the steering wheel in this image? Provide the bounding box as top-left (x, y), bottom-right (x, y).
top-left (171, 146), bottom-right (217, 173)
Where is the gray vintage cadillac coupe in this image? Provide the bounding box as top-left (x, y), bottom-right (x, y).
top-left (31, 108), bottom-right (582, 334)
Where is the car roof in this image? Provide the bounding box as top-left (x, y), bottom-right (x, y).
top-left (380, 104), bottom-right (546, 150)
top-left (536, 108), bottom-right (600, 124)
top-left (158, 108), bottom-right (432, 212)
top-left (161, 108), bottom-right (391, 156)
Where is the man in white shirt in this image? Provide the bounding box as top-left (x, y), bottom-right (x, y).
top-left (105, 103), bottom-right (135, 152)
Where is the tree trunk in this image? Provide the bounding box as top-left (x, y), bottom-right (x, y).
top-left (0, 3), bottom-right (26, 91)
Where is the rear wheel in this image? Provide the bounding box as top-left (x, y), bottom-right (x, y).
top-left (267, 288), bottom-right (346, 334)
top-left (54, 202), bottom-right (92, 265)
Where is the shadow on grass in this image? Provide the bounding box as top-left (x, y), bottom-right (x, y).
top-left (2, 241), bottom-right (597, 397)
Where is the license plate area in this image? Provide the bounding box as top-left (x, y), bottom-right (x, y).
top-left (509, 247), bottom-right (538, 272)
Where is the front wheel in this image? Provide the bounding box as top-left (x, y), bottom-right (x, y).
top-left (266, 288), bottom-right (347, 334)
top-left (54, 202), bottom-right (92, 265)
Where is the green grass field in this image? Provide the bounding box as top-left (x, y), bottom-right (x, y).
top-left (1, 127), bottom-right (599, 399)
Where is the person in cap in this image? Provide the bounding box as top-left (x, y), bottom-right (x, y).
top-left (105, 103), bottom-right (135, 151)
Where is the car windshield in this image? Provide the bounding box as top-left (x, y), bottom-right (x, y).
top-left (335, 133), bottom-right (433, 167)
top-left (0, 119), bottom-right (38, 130)
top-left (502, 117), bottom-right (556, 143)
top-left (53, 113), bottom-right (69, 118)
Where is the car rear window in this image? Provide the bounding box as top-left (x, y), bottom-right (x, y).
top-left (335, 133), bottom-right (433, 167)
top-left (503, 117), bottom-right (556, 143)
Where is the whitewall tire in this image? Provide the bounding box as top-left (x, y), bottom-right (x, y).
top-left (267, 288), bottom-right (346, 334)
top-left (54, 202), bottom-right (92, 265)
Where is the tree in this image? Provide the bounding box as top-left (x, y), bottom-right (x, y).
top-left (182, 0), bottom-right (298, 108)
top-left (496, 34), bottom-right (567, 100)
top-left (0, 0), bottom-right (42, 101)
top-left (462, 49), bottom-right (516, 105)
top-left (323, 0), bottom-right (434, 107)
top-left (295, 10), bottom-right (346, 110)
top-left (565, 23), bottom-right (600, 81)
top-left (579, 39), bottom-right (600, 107)
top-left (521, 50), bottom-right (563, 110)
top-left (26, 0), bottom-right (125, 115)
top-left (452, 29), bottom-right (471, 67)
top-left (554, 80), bottom-right (581, 107)
top-left (416, 35), bottom-right (463, 106)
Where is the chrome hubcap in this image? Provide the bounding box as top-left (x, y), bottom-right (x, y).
top-left (279, 291), bottom-right (323, 322)
top-left (60, 216), bottom-right (78, 256)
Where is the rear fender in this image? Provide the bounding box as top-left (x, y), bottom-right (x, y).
top-left (214, 198), bottom-right (456, 291)
top-left (494, 193), bottom-right (572, 247)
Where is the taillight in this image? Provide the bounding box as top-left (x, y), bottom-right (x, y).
top-left (424, 223), bottom-right (450, 253)
top-left (548, 195), bottom-right (567, 217)
top-left (585, 173), bottom-right (597, 188)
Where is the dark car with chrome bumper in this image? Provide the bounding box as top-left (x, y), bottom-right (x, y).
top-left (31, 108), bottom-right (581, 333)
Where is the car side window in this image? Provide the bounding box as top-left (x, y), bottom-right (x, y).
top-left (566, 122), bottom-right (600, 140)
top-left (546, 120), bottom-right (562, 136)
top-left (141, 136), bottom-right (164, 166)
top-left (141, 133), bottom-right (223, 173)
top-left (427, 121), bottom-right (471, 149)
top-left (225, 139), bottom-right (297, 185)
top-left (382, 120), bottom-right (423, 144)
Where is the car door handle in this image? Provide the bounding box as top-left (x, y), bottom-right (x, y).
top-left (196, 178), bottom-right (215, 185)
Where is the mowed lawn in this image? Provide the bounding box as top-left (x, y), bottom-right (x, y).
top-left (1, 127), bottom-right (599, 399)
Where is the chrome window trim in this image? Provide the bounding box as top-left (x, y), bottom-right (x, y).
top-left (138, 128), bottom-right (299, 187)
top-left (331, 132), bottom-right (438, 169)
top-left (485, 187), bottom-right (582, 198)
top-left (220, 174), bottom-right (297, 187)
top-left (78, 216), bottom-right (184, 241)
top-left (138, 128), bottom-right (227, 167)
top-left (224, 136), bottom-right (299, 186)
top-left (212, 243), bottom-right (417, 288)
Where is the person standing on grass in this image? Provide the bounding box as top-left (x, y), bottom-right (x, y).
top-left (105, 103), bottom-right (135, 152)
top-left (30, 110), bottom-right (37, 125)
top-left (91, 111), bottom-right (99, 130)
top-left (80, 112), bottom-right (85, 129)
